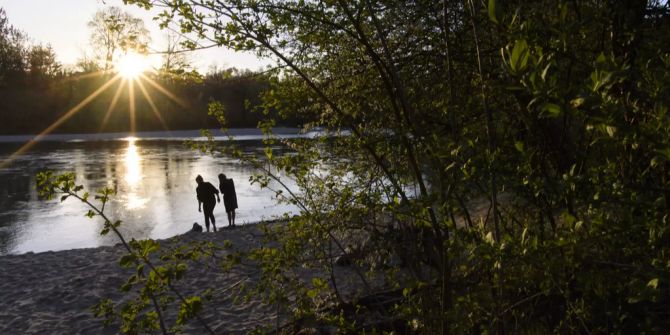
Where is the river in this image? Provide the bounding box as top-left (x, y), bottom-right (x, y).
top-left (0, 129), bottom-right (305, 255)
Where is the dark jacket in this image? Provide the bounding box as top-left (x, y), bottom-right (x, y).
top-left (196, 182), bottom-right (219, 204)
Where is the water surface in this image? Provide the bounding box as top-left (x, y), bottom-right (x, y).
top-left (0, 131), bottom-right (301, 255)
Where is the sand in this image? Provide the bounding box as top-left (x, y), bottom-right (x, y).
top-left (0, 223), bottom-right (301, 334)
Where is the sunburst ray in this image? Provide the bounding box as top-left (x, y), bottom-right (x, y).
top-left (136, 78), bottom-right (169, 131)
top-left (99, 79), bottom-right (126, 132)
top-left (128, 79), bottom-right (136, 134)
top-left (1, 74), bottom-right (122, 169)
top-left (58, 70), bottom-right (109, 83)
top-left (139, 74), bottom-right (188, 108)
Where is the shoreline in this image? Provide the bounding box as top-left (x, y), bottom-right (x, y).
top-left (0, 222), bottom-right (281, 334)
top-left (0, 127), bottom-right (318, 143)
top-left (3, 220), bottom-right (277, 257)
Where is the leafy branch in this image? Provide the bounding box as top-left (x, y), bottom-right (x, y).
top-left (36, 171), bottom-right (215, 335)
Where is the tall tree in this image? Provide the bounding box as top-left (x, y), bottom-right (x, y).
top-left (157, 32), bottom-right (199, 82)
top-left (27, 44), bottom-right (61, 86)
top-left (0, 8), bottom-right (26, 87)
top-left (87, 6), bottom-right (150, 70)
top-left (107, 0), bottom-right (670, 333)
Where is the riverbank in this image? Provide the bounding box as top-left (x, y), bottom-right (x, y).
top-left (0, 222), bottom-right (288, 334)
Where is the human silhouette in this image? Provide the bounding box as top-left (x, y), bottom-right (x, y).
top-left (195, 175), bottom-right (220, 232)
top-left (218, 173), bottom-right (238, 227)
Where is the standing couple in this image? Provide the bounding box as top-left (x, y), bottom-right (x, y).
top-left (195, 174), bottom-right (238, 232)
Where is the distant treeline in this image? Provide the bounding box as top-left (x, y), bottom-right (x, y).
top-left (0, 8), bottom-right (296, 135)
top-left (0, 69), bottom-right (299, 135)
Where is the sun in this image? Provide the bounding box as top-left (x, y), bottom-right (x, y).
top-left (115, 52), bottom-right (149, 79)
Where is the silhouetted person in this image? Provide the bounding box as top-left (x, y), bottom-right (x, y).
top-left (195, 175), bottom-right (220, 232)
top-left (218, 173), bottom-right (238, 227)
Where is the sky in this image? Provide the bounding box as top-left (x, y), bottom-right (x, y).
top-left (0, 0), bottom-right (269, 73)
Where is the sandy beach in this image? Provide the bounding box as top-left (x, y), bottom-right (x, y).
top-left (0, 223), bottom-right (304, 334)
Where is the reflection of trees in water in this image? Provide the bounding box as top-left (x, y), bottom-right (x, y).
top-left (0, 174), bottom-right (33, 254)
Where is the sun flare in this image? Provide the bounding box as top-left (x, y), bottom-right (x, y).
top-left (116, 52), bottom-right (149, 79)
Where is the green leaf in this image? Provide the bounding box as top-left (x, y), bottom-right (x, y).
top-left (542, 103), bottom-right (561, 117)
top-left (570, 97), bottom-right (585, 108)
top-left (484, 231), bottom-right (495, 245)
top-left (656, 148), bottom-right (670, 161)
top-left (177, 296), bottom-right (203, 325)
top-left (123, 274), bottom-right (139, 291)
top-left (120, 254), bottom-right (137, 267)
top-left (562, 211), bottom-right (576, 226)
top-left (120, 282), bottom-right (132, 293)
top-left (540, 63), bottom-right (551, 81)
top-left (175, 263), bottom-right (188, 280)
top-left (307, 288), bottom-right (318, 299)
top-left (312, 277), bottom-right (325, 288)
top-left (648, 278), bottom-right (659, 290)
top-left (510, 40), bottom-right (529, 73)
top-left (488, 0), bottom-right (499, 24)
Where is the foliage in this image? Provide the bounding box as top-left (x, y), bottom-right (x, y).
top-left (157, 32), bottom-right (203, 83)
top-left (117, 0), bottom-right (670, 333)
top-left (27, 44), bottom-right (63, 86)
top-left (21, 0), bottom-right (670, 333)
top-left (87, 6), bottom-right (150, 70)
top-left (0, 8), bottom-right (27, 87)
top-left (35, 171), bottom-right (220, 335)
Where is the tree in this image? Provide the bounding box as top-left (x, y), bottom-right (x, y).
top-left (75, 54), bottom-right (102, 73)
top-left (108, 0), bottom-right (670, 333)
top-left (87, 6), bottom-right (150, 70)
top-left (27, 44), bottom-right (62, 86)
top-left (157, 32), bottom-right (200, 83)
top-left (0, 7), bottom-right (27, 86)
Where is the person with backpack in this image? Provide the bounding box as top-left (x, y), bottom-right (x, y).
top-left (218, 173), bottom-right (238, 227)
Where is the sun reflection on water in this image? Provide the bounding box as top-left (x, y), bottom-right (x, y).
top-left (124, 137), bottom-right (142, 185)
top-left (124, 137), bottom-right (148, 209)
top-left (126, 193), bottom-right (149, 210)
